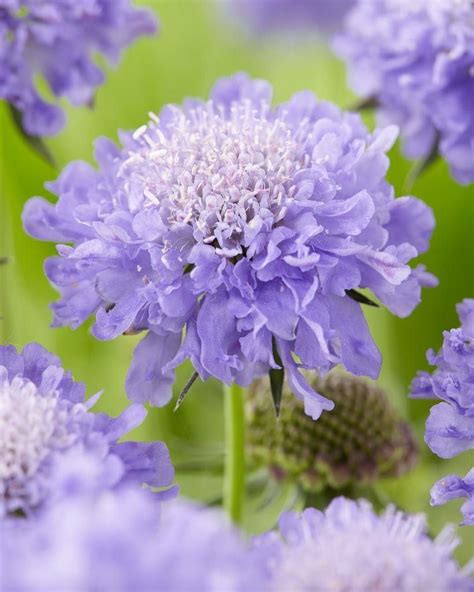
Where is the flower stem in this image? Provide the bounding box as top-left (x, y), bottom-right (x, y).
top-left (223, 383), bottom-right (245, 524)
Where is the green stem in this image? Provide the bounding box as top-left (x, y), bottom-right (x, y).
top-left (223, 383), bottom-right (245, 524)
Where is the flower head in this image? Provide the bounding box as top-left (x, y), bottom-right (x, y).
top-left (335, 0), bottom-right (474, 184)
top-left (1, 486), bottom-right (265, 592)
top-left (226, 0), bottom-right (355, 35)
top-left (23, 73), bottom-right (436, 420)
top-left (411, 298), bottom-right (474, 524)
top-left (253, 497), bottom-right (473, 592)
top-left (0, 0), bottom-right (157, 136)
top-left (0, 342), bottom-right (174, 517)
top-left (246, 372), bottom-right (418, 492)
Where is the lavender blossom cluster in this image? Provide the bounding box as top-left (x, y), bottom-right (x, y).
top-left (23, 73), bottom-right (436, 420)
top-left (412, 299), bottom-right (474, 525)
top-left (228, 0), bottom-right (355, 35)
top-left (1, 484), bottom-right (266, 592)
top-left (253, 497), bottom-right (473, 592)
top-left (335, 0), bottom-right (474, 184)
top-left (0, 0), bottom-right (156, 136)
top-left (0, 341), bottom-right (267, 591)
top-left (0, 342), bottom-right (175, 517)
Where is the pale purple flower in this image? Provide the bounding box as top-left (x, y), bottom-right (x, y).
top-left (411, 299), bottom-right (474, 524)
top-left (23, 73), bottom-right (436, 420)
top-left (0, 342), bottom-right (174, 517)
top-left (335, 0), bottom-right (474, 184)
top-left (431, 471), bottom-right (474, 526)
top-left (1, 486), bottom-right (265, 591)
top-left (0, 0), bottom-right (157, 136)
top-left (227, 0), bottom-right (355, 35)
top-left (253, 497), bottom-right (473, 591)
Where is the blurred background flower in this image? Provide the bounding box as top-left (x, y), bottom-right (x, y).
top-left (335, 0), bottom-right (474, 184)
top-left (253, 497), bottom-right (473, 591)
top-left (0, 0), bottom-right (157, 136)
top-left (2, 485), bottom-right (264, 591)
top-left (1, 0), bottom-right (473, 563)
top-left (225, 0), bottom-right (354, 36)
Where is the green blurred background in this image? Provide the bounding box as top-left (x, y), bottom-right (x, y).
top-left (1, 0), bottom-right (473, 561)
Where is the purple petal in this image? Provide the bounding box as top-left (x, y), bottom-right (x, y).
top-left (112, 441), bottom-right (175, 490)
top-left (316, 190), bottom-right (375, 236)
top-left (196, 290), bottom-right (241, 383)
top-left (277, 339), bottom-right (334, 420)
top-left (327, 295), bottom-right (381, 379)
top-left (385, 197), bottom-right (435, 254)
top-left (93, 292), bottom-right (147, 340)
top-left (210, 72), bottom-right (272, 112)
top-left (425, 402), bottom-right (474, 459)
top-left (126, 331), bottom-right (182, 406)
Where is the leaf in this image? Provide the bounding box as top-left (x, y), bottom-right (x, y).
top-left (8, 104), bottom-right (55, 167)
top-left (349, 95), bottom-right (379, 112)
top-left (345, 289), bottom-right (379, 308)
top-left (269, 339), bottom-right (284, 417)
top-left (174, 371), bottom-right (199, 411)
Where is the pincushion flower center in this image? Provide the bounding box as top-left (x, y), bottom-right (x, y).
top-left (0, 376), bottom-right (72, 484)
top-left (123, 101), bottom-right (311, 250)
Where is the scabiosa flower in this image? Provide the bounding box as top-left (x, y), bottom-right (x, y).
top-left (411, 299), bottom-right (474, 524)
top-left (246, 372), bottom-right (418, 492)
top-left (23, 73), bottom-right (436, 420)
top-left (0, 342), bottom-right (174, 517)
top-left (253, 497), bottom-right (473, 591)
top-left (226, 0), bottom-right (355, 35)
top-left (1, 486), bottom-right (265, 592)
top-left (334, 0), bottom-right (474, 184)
top-left (0, 0), bottom-right (157, 136)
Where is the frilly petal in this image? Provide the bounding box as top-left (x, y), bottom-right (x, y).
top-left (125, 331), bottom-right (181, 406)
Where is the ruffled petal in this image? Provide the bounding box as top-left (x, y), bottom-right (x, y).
top-left (126, 331), bottom-right (182, 406)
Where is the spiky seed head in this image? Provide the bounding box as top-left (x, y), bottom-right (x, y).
top-left (246, 372), bottom-right (418, 492)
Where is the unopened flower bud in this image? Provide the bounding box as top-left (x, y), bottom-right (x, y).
top-left (246, 372), bottom-right (418, 492)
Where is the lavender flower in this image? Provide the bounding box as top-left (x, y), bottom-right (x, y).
top-left (0, 0), bottom-right (157, 136)
top-left (411, 299), bottom-right (474, 524)
top-left (1, 486), bottom-right (265, 591)
top-left (0, 342), bottom-right (174, 517)
top-left (227, 0), bottom-right (355, 35)
top-left (253, 497), bottom-right (473, 591)
top-left (23, 73), bottom-right (436, 420)
top-left (335, 0), bottom-right (474, 184)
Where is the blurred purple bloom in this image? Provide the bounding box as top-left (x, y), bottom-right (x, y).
top-left (1, 487), bottom-right (265, 591)
top-left (227, 0), bottom-right (355, 35)
top-left (23, 73), bottom-right (436, 420)
top-left (0, 342), bottom-right (174, 518)
top-left (0, 0), bottom-right (157, 136)
top-left (411, 299), bottom-right (474, 524)
top-left (335, 0), bottom-right (474, 184)
top-left (253, 497), bottom-right (473, 591)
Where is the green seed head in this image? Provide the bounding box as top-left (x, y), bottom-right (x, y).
top-left (246, 372), bottom-right (418, 492)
